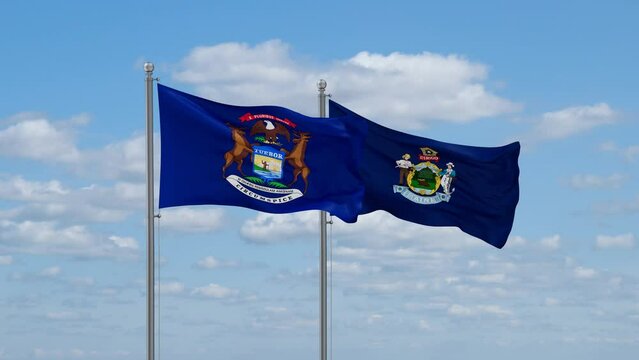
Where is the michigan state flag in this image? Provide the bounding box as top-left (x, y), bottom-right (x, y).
top-left (330, 100), bottom-right (520, 248)
top-left (158, 85), bottom-right (365, 223)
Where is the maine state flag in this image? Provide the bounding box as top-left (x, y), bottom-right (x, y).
top-left (330, 100), bottom-right (520, 248)
top-left (158, 85), bottom-right (365, 223)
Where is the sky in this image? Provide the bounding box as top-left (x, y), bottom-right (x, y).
top-left (0, 1), bottom-right (638, 359)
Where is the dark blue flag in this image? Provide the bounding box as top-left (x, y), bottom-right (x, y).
top-left (158, 84), bottom-right (365, 223)
top-left (330, 100), bottom-right (520, 248)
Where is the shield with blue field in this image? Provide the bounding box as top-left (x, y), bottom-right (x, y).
top-left (252, 146), bottom-right (285, 181)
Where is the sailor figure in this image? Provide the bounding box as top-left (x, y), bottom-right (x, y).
top-left (439, 162), bottom-right (456, 194)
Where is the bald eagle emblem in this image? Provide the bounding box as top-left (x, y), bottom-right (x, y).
top-left (250, 120), bottom-right (290, 145)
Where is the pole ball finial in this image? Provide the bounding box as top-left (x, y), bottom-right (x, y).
top-left (144, 62), bottom-right (155, 73)
top-left (317, 79), bottom-right (327, 90)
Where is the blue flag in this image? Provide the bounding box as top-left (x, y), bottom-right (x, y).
top-left (330, 100), bottom-right (520, 248)
top-left (158, 85), bottom-right (365, 223)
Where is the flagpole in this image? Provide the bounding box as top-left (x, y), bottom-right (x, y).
top-left (318, 79), bottom-right (328, 360)
top-left (144, 62), bottom-right (155, 360)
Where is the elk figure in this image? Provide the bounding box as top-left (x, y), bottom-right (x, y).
top-left (281, 131), bottom-right (311, 193)
top-left (222, 124), bottom-right (253, 178)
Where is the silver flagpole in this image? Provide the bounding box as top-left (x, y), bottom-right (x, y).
top-left (317, 79), bottom-right (328, 360)
top-left (144, 62), bottom-right (155, 360)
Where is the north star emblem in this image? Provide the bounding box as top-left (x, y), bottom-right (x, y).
top-left (393, 149), bottom-right (456, 205)
top-left (221, 113), bottom-right (311, 204)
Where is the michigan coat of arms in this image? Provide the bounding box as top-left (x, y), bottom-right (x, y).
top-left (222, 113), bottom-right (311, 204)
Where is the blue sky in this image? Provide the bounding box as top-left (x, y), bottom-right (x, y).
top-left (1, 1), bottom-right (638, 359)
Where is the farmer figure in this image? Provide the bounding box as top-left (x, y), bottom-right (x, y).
top-left (395, 153), bottom-right (413, 186)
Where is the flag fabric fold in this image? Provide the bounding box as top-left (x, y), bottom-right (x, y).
top-left (330, 100), bottom-right (520, 248)
top-left (157, 84), bottom-right (365, 223)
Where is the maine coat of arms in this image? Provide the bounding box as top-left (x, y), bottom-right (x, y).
top-left (393, 147), bottom-right (456, 205)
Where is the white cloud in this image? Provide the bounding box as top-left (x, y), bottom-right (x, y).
top-left (70, 276), bottom-right (95, 287)
top-left (160, 207), bottom-right (225, 233)
top-left (194, 255), bottom-right (237, 269)
top-left (33, 349), bottom-right (47, 358)
top-left (0, 176), bottom-right (68, 201)
top-left (241, 210), bottom-right (483, 249)
top-left (191, 283), bottom-right (239, 299)
top-left (448, 304), bottom-right (512, 317)
top-left (158, 281), bottom-right (185, 295)
top-left (574, 266), bottom-right (597, 279)
top-left (333, 246), bottom-right (371, 258)
top-left (40, 266), bottom-right (61, 277)
top-left (596, 233), bottom-right (635, 249)
top-left (599, 142), bottom-right (639, 163)
top-left (544, 297), bottom-right (561, 307)
top-left (624, 145), bottom-right (639, 162)
top-left (82, 135), bottom-right (147, 181)
top-left (568, 173), bottom-right (627, 189)
top-left (174, 40), bottom-right (519, 129)
top-left (273, 267), bottom-right (317, 283)
top-left (418, 319), bottom-right (430, 330)
top-left (45, 311), bottom-right (81, 321)
top-left (523, 103), bottom-right (617, 143)
top-left (0, 176), bottom-right (144, 223)
top-left (331, 261), bottom-right (381, 275)
top-left (251, 307), bottom-right (315, 331)
top-left (239, 211), bottom-right (318, 243)
top-left (599, 141), bottom-right (618, 152)
top-left (0, 255), bottom-right (12, 265)
top-left (265, 306), bottom-right (287, 313)
top-left (32, 347), bottom-right (94, 359)
top-left (331, 51), bottom-right (520, 127)
top-left (448, 304), bottom-right (473, 317)
top-left (593, 195), bottom-right (639, 215)
top-left (338, 212), bottom-right (486, 251)
top-left (471, 273), bottom-right (507, 284)
top-left (0, 116), bottom-right (81, 163)
top-left (0, 115), bottom-right (149, 181)
top-left (35, 348), bottom-right (65, 359)
top-left (476, 305), bottom-right (513, 317)
top-left (367, 313), bottom-right (384, 324)
top-left (445, 277), bottom-right (461, 285)
top-left (505, 235), bottom-right (527, 247)
top-left (108, 236), bottom-right (139, 250)
top-left (540, 234), bottom-right (561, 250)
top-left (70, 349), bottom-right (86, 358)
top-left (196, 256), bottom-right (222, 269)
top-left (0, 220), bottom-right (138, 259)
top-left (175, 40), bottom-right (304, 100)
top-left (354, 281), bottom-right (427, 295)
